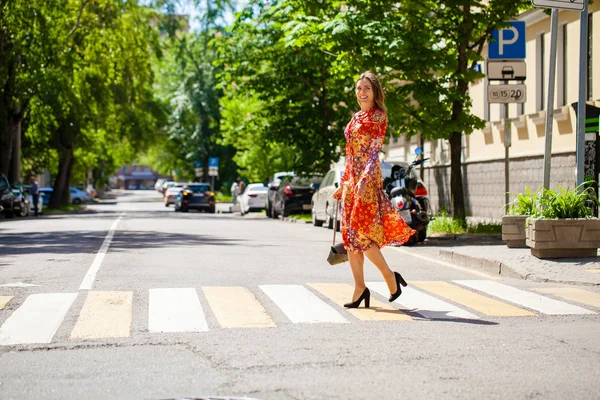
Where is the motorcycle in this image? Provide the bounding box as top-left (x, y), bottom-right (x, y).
top-left (384, 148), bottom-right (431, 245)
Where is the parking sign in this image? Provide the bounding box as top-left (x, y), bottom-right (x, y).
top-left (489, 21), bottom-right (526, 59)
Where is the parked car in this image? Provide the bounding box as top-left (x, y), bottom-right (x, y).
top-left (174, 183), bottom-right (215, 213)
top-left (311, 167), bottom-right (344, 228)
top-left (162, 180), bottom-right (182, 196)
top-left (39, 188), bottom-right (53, 206)
top-left (265, 171), bottom-right (295, 218)
top-left (10, 182), bottom-right (30, 217)
top-left (311, 161), bottom-right (432, 230)
top-left (70, 187), bottom-right (90, 204)
top-left (0, 175), bottom-right (15, 218)
top-left (271, 175), bottom-right (322, 218)
top-left (164, 182), bottom-right (186, 206)
top-left (238, 183), bottom-right (268, 216)
top-left (155, 179), bottom-right (167, 192)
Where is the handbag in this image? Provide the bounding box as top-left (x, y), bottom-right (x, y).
top-left (327, 201), bottom-right (348, 265)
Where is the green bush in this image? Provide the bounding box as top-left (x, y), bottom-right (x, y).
top-left (507, 187), bottom-right (537, 216)
top-left (531, 184), bottom-right (598, 219)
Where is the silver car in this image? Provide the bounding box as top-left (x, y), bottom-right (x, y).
top-left (311, 167), bottom-right (344, 229)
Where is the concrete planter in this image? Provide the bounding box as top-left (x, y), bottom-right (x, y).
top-left (526, 218), bottom-right (600, 259)
top-left (501, 215), bottom-right (528, 248)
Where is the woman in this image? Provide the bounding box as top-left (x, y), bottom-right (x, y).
top-left (332, 71), bottom-right (416, 308)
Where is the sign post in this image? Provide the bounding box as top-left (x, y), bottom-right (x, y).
top-left (542, 10), bottom-right (559, 190)
top-left (576, 0), bottom-right (589, 187)
top-left (208, 157), bottom-right (219, 189)
top-left (488, 21), bottom-right (526, 212)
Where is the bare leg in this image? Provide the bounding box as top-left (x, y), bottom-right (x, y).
top-left (364, 245), bottom-right (397, 294)
top-left (348, 251), bottom-right (366, 301)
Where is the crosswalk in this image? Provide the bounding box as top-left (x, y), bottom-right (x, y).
top-left (0, 280), bottom-right (598, 346)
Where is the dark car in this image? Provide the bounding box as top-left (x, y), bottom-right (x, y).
top-left (265, 172), bottom-right (295, 218)
top-left (271, 175), bottom-right (322, 218)
top-left (174, 183), bottom-right (216, 213)
top-left (0, 175), bottom-right (15, 218)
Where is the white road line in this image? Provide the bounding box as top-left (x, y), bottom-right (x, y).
top-left (260, 285), bottom-right (348, 324)
top-left (0, 293), bottom-right (78, 345)
top-left (368, 282), bottom-right (479, 320)
top-left (79, 217), bottom-right (121, 290)
top-left (148, 288), bottom-right (208, 333)
top-left (454, 280), bottom-right (596, 315)
top-left (389, 247), bottom-right (500, 279)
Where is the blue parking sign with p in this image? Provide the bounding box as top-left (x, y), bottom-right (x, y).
top-left (489, 21), bottom-right (526, 60)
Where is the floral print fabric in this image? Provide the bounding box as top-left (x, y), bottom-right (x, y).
top-left (340, 107), bottom-right (416, 253)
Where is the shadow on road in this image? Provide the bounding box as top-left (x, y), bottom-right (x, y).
top-left (0, 231), bottom-right (248, 256)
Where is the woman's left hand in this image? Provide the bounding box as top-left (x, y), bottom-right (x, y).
top-left (356, 180), bottom-right (367, 198)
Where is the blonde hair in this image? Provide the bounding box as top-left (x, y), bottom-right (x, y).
top-left (356, 71), bottom-right (386, 114)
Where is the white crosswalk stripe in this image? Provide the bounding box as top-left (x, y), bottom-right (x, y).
top-left (369, 282), bottom-right (480, 320)
top-left (0, 281), bottom-right (596, 345)
top-left (453, 280), bottom-right (595, 315)
top-left (149, 288), bottom-right (208, 333)
top-left (259, 284), bottom-right (348, 324)
top-left (0, 293), bottom-right (78, 345)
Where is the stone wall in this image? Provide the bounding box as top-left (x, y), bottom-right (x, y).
top-left (422, 153), bottom-right (577, 220)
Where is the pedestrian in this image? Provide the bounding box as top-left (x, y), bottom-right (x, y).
top-left (332, 71), bottom-right (416, 308)
top-left (30, 176), bottom-right (39, 217)
top-left (230, 180), bottom-right (240, 205)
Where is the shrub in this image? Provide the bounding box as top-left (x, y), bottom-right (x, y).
top-left (530, 184), bottom-right (598, 219)
top-left (507, 187), bottom-right (537, 216)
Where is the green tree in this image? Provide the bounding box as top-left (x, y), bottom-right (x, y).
top-left (283, 0), bottom-right (532, 224)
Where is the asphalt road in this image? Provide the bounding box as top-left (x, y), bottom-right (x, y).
top-left (0, 190), bottom-right (599, 400)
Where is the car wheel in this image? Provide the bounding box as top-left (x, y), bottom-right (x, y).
top-left (165, 201), bottom-right (169, 207)
top-left (265, 203), bottom-right (272, 218)
top-left (325, 203), bottom-right (334, 229)
top-left (271, 204), bottom-right (278, 219)
top-left (282, 206), bottom-right (290, 218)
top-left (209, 206), bottom-right (216, 214)
top-left (417, 229), bottom-right (427, 242)
top-left (4, 210), bottom-right (14, 218)
top-left (312, 206), bottom-right (323, 227)
top-left (73, 198), bottom-right (82, 205)
top-left (404, 234), bottom-right (418, 246)
top-left (182, 206), bottom-right (189, 213)
top-left (19, 203), bottom-right (28, 217)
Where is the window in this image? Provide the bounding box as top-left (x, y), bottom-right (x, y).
top-left (588, 13), bottom-right (593, 100)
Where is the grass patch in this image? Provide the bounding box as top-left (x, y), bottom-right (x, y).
top-left (428, 211), bottom-right (501, 235)
top-left (44, 204), bottom-right (84, 214)
top-left (288, 213), bottom-right (311, 221)
top-left (215, 193), bottom-right (232, 202)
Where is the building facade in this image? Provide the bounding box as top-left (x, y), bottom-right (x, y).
top-left (384, 5), bottom-right (600, 220)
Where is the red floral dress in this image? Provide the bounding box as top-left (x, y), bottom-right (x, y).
top-left (340, 107), bottom-right (416, 253)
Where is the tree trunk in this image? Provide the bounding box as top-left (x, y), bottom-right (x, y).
top-left (449, 131), bottom-right (466, 225)
top-left (50, 145), bottom-right (75, 208)
top-left (8, 118), bottom-right (21, 183)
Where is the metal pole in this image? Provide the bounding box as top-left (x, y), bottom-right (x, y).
top-left (542, 9), bottom-right (559, 190)
top-left (576, 0), bottom-right (589, 188)
top-left (504, 103), bottom-right (511, 214)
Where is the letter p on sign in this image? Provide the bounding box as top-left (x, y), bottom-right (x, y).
top-left (489, 21), bottom-right (526, 60)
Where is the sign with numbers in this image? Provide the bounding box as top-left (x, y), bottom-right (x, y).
top-left (488, 84), bottom-right (527, 104)
top-left (532, 0), bottom-right (584, 11)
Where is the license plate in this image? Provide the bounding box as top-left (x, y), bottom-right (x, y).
top-left (302, 204), bottom-right (312, 211)
top-left (399, 210), bottom-right (412, 223)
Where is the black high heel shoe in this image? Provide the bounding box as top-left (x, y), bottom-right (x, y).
top-left (389, 271), bottom-right (408, 302)
top-left (344, 288), bottom-right (371, 308)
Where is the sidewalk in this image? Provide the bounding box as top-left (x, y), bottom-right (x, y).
top-left (416, 235), bottom-right (600, 286)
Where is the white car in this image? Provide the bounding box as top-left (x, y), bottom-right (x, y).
top-left (70, 187), bottom-right (90, 204)
top-left (311, 167), bottom-right (344, 228)
top-left (164, 183), bottom-right (185, 206)
top-left (238, 183), bottom-right (268, 216)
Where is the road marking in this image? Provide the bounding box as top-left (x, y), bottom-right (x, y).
top-left (454, 280), bottom-right (595, 315)
top-left (203, 287), bottom-right (276, 328)
top-left (533, 287), bottom-right (600, 309)
top-left (584, 268), bottom-right (600, 274)
top-left (79, 217), bottom-right (121, 290)
top-left (71, 291), bottom-right (132, 339)
top-left (260, 284), bottom-right (348, 324)
top-left (0, 293), bottom-right (78, 345)
top-left (149, 288), bottom-right (208, 333)
top-left (0, 296), bottom-right (13, 310)
top-left (412, 281), bottom-right (534, 317)
top-left (368, 282), bottom-right (479, 320)
top-left (389, 247), bottom-right (501, 279)
top-left (0, 282), bottom-right (39, 288)
top-left (308, 283), bottom-right (412, 321)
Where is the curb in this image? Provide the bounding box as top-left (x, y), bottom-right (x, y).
top-left (438, 249), bottom-right (600, 286)
top-left (280, 217), bottom-right (311, 224)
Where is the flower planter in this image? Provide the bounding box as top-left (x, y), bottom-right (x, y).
top-left (502, 215), bottom-right (528, 248)
top-left (526, 218), bottom-right (600, 259)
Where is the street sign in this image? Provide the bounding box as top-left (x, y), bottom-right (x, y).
top-left (487, 61), bottom-right (527, 80)
top-left (208, 157), bottom-right (219, 167)
top-left (532, 0), bottom-right (584, 11)
top-left (488, 84), bottom-right (527, 103)
top-left (208, 166), bottom-right (218, 176)
top-left (195, 168), bottom-right (203, 178)
top-left (489, 22), bottom-right (526, 59)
